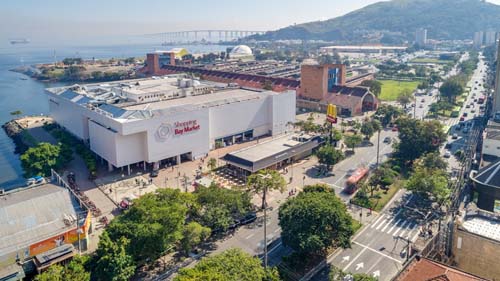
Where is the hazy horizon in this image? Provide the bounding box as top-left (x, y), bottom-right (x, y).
top-left (2, 0), bottom-right (500, 46)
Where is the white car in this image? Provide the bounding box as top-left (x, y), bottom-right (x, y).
top-left (444, 151), bottom-right (452, 158)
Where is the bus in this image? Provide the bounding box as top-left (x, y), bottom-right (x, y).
top-left (478, 96), bottom-right (485, 104)
top-left (345, 167), bottom-right (369, 194)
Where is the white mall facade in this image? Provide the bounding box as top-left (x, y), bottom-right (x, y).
top-left (45, 75), bottom-right (296, 173)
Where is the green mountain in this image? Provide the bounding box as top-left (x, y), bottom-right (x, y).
top-left (253, 0), bottom-right (500, 43)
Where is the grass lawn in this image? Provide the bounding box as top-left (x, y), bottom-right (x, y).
top-left (379, 80), bottom-right (420, 101)
top-left (369, 180), bottom-right (402, 212)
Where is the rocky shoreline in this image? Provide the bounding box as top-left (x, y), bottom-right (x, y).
top-left (2, 119), bottom-right (29, 154)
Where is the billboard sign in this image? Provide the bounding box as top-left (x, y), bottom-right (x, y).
top-left (326, 104), bottom-right (337, 123)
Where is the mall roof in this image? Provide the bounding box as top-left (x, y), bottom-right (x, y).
top-left (122, 87), bottom-right (266, 111)
top-left (0, 183), bottom-right (84, 258)
top-left (46, 75), bottom-right (284, 122)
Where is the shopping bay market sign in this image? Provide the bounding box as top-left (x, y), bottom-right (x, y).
top-left (156, 120), bottom-right (200, 142)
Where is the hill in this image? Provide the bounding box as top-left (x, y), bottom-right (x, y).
top-left (253, 0), bottom-right (500, 43)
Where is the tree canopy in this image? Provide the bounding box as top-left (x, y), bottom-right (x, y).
top-left (439, 76), bottom-right (464, 103)
top-left (374, 104), bottom-right (403, 127)
top-left (316, 145), bottom-right (344, 170)
top-left (360, 80), bottom-right (382, 97)
top-left (343, 134), bottom-right (363, 152)
top-left (94, 232), bottom-right (135, 281)
top-left (34, 255), bottom-right (90, 281)
top-left (20, 142), bottom-right (73, 177)
top-left (175, 248), bottom-right (279, 281)
top-left (394, 118), bottom-right (446, 164)
top-left (194, 184), bottom-right (252, 232)
top-left (247, 169), bottom-right (286, 209)
top-left (279, 189), bottom-right (354, 254)
top-left (397, 89), bottom-right (414, 108)
top-left (105, 189), bottom-right (190, 263)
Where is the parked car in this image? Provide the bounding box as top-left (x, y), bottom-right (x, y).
top-left (463, 112), bottom-right (468, 117)
top-left (471, 109), bottom-right (476, 113)
top-left (444, 151), bottom-right (452, 158)
top-left (452, 133), bottom-right (458, 139)
top-left (465, 104), bottom-right (470, 109)
top-left (383, 137), bottom-right (392, 143)
top-left (392, 126), bottom-right (398, 132)
top-left (459, 116), bottom-right (465, 122)
top-left (150, 170), bottom-right (159, 177)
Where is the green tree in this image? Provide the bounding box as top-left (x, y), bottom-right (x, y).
top-left (175, 248), bottom-right (279, 281)
top-left (34, 255), bottom-right (90, 281)
top-left (394, 118), bottom-right (446, 164)
top-left (207, 158), bottom-right (217, 171)
top-left (194, 184), bottom-right (252, 231)
top-left (179, 222), bottom-right (211, 255)
top-left (360, 80), bottom-right (382, 97)
top-left (94, 232), bottom-right (135, 281)
top-left (406, 167), bottom-right (450, 203)
top-left (368, 167), bottom-right (398, 196)
top-left (105, 189), bottom-right (189, 263)
top-left (316, 145), bottom-right (344, 170)
top-left (303, 183), bottom-right (335, 194)
top-left (397, 89), bottom-right (414, 108)
top-left (279, 191), bottom-right (354, 254)
top-left (439, 77), bottom-right (463, 103)
top-left (374, 104), bottom-right (403, 127)
top-left (20, 142), bottom-right (72, 177)
top-left (343, 134), bottom-right (363, 152)
top-left (10, 110), bottom-right (22, 118)
top-left (360, 122), bottom-right (375, 140)
top-left (247, 169), bottom-right (286, 209)
top-left (413, 152), bottom-right (448, 171)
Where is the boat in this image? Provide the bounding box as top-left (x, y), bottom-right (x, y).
top-left (10, 38), bottom-right (30, 45)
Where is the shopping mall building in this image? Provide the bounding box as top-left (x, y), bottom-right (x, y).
top-left (45, 75), bottom-right (296, 173)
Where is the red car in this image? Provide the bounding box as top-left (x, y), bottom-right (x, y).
top-left (460, 116), bottom-right (465, 121)
top-left (392, 126), bottom-right (398, 132)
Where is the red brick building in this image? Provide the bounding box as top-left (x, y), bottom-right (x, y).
top-left (394, 256), bottom-right (487, 281)
top-left (298, 63), bottom-right (378, 116)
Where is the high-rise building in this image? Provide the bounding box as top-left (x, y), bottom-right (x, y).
top-left (474, 31), bottom-right (484, 48)
top-left (494, 40), bottom-right (500, 113)
top-left (415, 28), bottom-right (427, 46)
top-left (485, 30), bottom-right (497, 46)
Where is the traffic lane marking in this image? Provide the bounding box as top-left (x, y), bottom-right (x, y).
top-left (352, 241), bottom-right (403, 264)
top-left (342, 245), bottom-right (368, 271)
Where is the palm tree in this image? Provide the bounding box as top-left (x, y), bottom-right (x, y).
top-left (246, 169), bottom-right (286, 210)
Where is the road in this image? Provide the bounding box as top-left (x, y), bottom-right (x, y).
top-left (211, 129), bottom-right (398, 267)
top-left (310, 52), bottom-right (488, 281)
top-left (312, 190), bottom-right (419, 281)
top-left (209, 52), bottom-right (488, 280)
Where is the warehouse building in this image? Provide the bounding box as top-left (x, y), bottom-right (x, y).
top-left (45, 75), bottom-right (296, 173)
top-left (0, 183), bottom-right (90, 280)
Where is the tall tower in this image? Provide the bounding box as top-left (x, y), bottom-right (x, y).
top-left (415, 28), bottom-right (427, 46)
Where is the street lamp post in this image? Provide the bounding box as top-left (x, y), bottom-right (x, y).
top-left (259, 173), bottom-right (272, 269)
top-left (376, 129), bottom-right (381, 166)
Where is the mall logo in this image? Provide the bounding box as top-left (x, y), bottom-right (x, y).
top-left (155, 120), bottom-right (200, 142)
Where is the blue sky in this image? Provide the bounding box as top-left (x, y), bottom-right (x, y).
top-left (1, 0), bottom-right (500, 45)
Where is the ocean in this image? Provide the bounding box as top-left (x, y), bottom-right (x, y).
top-left (0, 42), bottom-right (227, 190)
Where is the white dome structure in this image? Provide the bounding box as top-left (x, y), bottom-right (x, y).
top-left (230, 45), bottom-right (253, 56)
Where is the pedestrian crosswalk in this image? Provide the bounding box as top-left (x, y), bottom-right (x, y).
top-left (370, 214), bottom-right (420, 242)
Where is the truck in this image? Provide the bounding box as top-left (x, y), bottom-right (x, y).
top-left (344, 167), bottom-right (369, 194)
